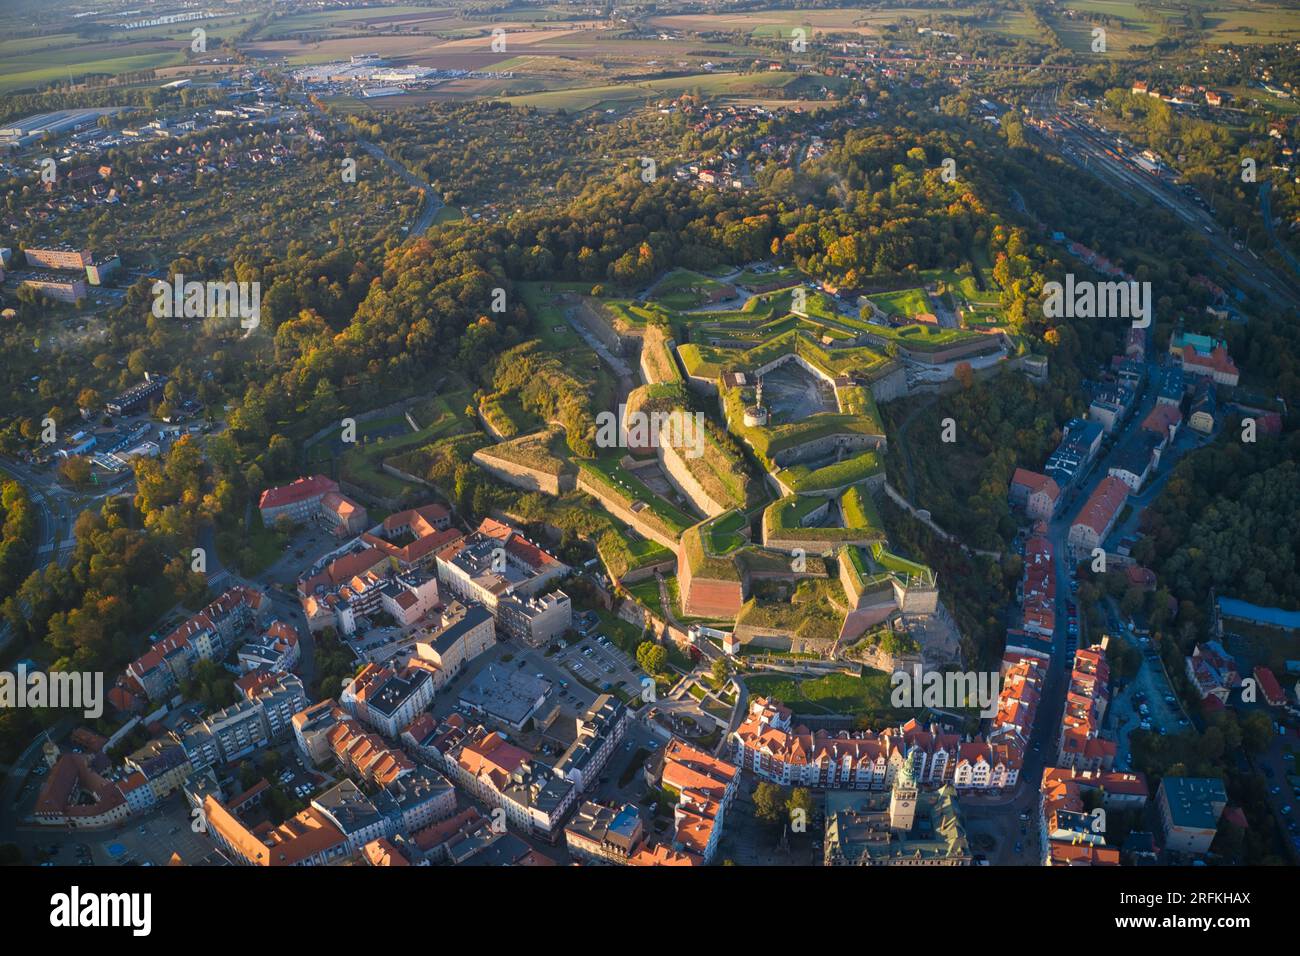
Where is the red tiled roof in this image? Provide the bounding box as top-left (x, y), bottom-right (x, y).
top-left (1074, 476), bottom-right (1128, 536)
top-left (259, 475), bottom-right (338, 511)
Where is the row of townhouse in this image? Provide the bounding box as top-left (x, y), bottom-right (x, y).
top-left (1056, 641), bottom-right (1117, 773)
top-left (1020, 530), bottom-right (1056, 638)
top-left (308, 769), bottom-right (456, 856)
top-left (657, 738), bottom-right (741, 864)
top-left (1038, 764), bottom-right (1149, 865)
top-left (981, 654), bottom-right (1048, 789)
top-left (125, 586), bottom-right (269, 701)
top-left (731, 694), bottom-right (1033, 794)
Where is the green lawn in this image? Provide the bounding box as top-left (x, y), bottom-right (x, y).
top-left (743, 671), bottom-right (914, 721)
top-left (702, 509), bottom-right (748, 555)
top-left (867, 287), bottom-right (930, 318)
top-left (580, 455), bottom-right (696, 536)
top-left (782, 449), bottom-right (883, 494)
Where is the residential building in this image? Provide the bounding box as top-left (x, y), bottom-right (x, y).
top-left (658, 738), bottom-right (740, 864)
top-left (1057, 642), bottom-right (1117, 772)
top-left (1038, 767), bottom-right (1122, 866)
top-left (238, 671), bottom-right (307, 741)
top-left (496, 589), bottom-right (572, 644)
top-left (21, 272), bottom-right (87, 303)
top-left (1088, 382), bottom-right (1135, 433)
top-left (1157, 777), bottom-right (1228, 856)
top-left (565, 801), bottom-right (646, 865)
top-left (236, 620), bottom-right (301, 674)
top-left (732, 698), bottom-right (959, 790)
top-left (323, 705), bottom-right (417, 787)
top-left (435, 518), bottom-right (569, 620)
top-left (1140, 403), bottom-right (1182, 447)
top-left (23, 244), bottom-right (92, 270)
top-left (553, 694), bottom-right (632, 794)
top-left (1021, 532), bottom-right (1056, 638)
top-left (123, 739), bottom-right (193, 805)
top-left (312, 770), bottom-right (456, 852)
top-left (1156, 365), bottom-right (1186, 406)
top-left (1045, 419), bottom-right (1104, 488)
top-left (1068, 475), bottom-right (1128, 560)
top-left (1107, 430), bottom-right (1162, 492)
top-left (183, 699), bottom-right (270, 771)
top-left (126, 585), bottom-right (268, 700)
top-left (446, 727), bottom-right (576, 842)
top-left (292, 700), bottom-right (342, 766)
top-left (341, 660), bottom-right (437, 737)
top-left (410, 599), bottom-right (496, 689)
top-left (85, 254), bottom-right (121, 286)
top-left (1009, 468), bottom-right (1060, 521)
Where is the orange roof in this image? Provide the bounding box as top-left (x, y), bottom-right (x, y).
top-left (1074, 475), bottom-right (1128, 536)
top-left (363, 838), bottom-right (410, 866)
top-left (629, 842), bottom-right (701, 866)
top-left (1012, 468), bottom-right (1059, 501)
top-left (259, 475), bottom-right (338, 511)
top-left (204, 795), bottom-right (348, 866)
top-left (1141, 403), bottom-right (1182, 435)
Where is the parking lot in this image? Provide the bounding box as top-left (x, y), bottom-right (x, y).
top-left (551, 632), bottom-right (642, 699)
top-left (26, 792), bottom-right (224, 867)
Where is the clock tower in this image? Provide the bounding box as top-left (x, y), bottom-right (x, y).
top-left (889, 755), bottom-right (919, 832)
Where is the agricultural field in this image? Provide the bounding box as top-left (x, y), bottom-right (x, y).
top-left (647, 7), bottom-right (1003, 39)
top-left (498, 70), bottom-right (802, 112)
